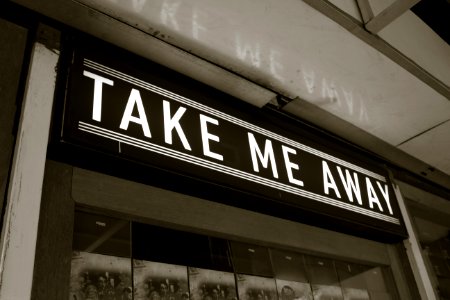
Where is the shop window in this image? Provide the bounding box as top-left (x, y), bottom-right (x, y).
top-left (230, 241), bottom-right (273, 277)
top-left (270, 250), bottom-right (312, 300)
top-left (189, 267), bottom-right (237, 300)
top-left (73, 211), bottom-right (131, 257)
top-left (335, 262), bottom-right (371, 299)
top-left (413, 216), bottom-right (450, 298)
top-left (425, 238), bottom-right (450, 298)
top-left (70, 211), bottom-right (400, 300)
top-left (133, 223), bottom-right (233, 272)
top-left (271, 249), bottom-right (308, 283)
top-left (304, 256), bottom-right (343, 300)
top-left (134, 260), bottom-right (189, 300)
top-left (236, 274), bottom-right (277, 300)
top-left (70, 211), bottom-right (132, 300)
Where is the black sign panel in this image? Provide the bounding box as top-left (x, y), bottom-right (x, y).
top-left (62, 48), bottom-right (405, 238)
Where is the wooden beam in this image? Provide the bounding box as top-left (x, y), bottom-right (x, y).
top-left (0, 24), bottom-right (60, 299)
top-left (31, 161), bottom-right (74, 300)
top-left (365, 0), bottom-right (421, 33)
top-left (356, 0), bottom-right (374, 24)
top-left (301, 0), bottom-right (450, 102)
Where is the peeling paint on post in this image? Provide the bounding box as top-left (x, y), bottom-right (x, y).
top-left (0, 24), bottom-right (60, 300)
top-left (392, 183), bottom-right (438, 300)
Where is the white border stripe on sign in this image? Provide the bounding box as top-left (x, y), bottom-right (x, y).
top-left (83, 59), bottom-right (386, 183)
top-left (78, 121), bottom-right (400, 225)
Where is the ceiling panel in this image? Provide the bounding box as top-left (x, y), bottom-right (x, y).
top-left (367, 0), bottom-right (397, 15)
top-left (379, 10), bottom-right (450, 87)
top-left (328, 0), bottom-right (362, 21)
top-left (398, 120), bottom-right (450, 175)
top-left (71, 0), bottom-right (450, 146)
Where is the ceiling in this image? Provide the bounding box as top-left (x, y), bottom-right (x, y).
top-left (410, 0), bottom-right (449, 45)
top-left (10, 0), bottom-right (450, 196)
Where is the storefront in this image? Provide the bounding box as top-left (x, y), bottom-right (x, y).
top-left (50, 36), bottom-right (410, 299)
top-left (1, 1), bottom-right (448, 300)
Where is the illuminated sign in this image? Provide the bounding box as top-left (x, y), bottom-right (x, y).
top-left (62, 50), bottom-right (404, 236)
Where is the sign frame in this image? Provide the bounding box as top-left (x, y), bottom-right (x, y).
top-left (54, 39), bottom-right (406, 242)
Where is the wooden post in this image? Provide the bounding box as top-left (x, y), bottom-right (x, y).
top-left (0, 24), bottom-right (60, 300)
top-left (392, 183), bottom-right (438, 299)
top-left (31, 161), bottom-right (74, 300)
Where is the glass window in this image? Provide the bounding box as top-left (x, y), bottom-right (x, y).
top-left (304, 256), bottom-right (343, 300)
top-left (69, 211), bottom-right (400, 300)
top-left (132, 223), bottom-right (233, 272)
top-left (70, 211), bottom-right (132, 300)
top-left (335, 261), bottom-right (370, 300)
top-left (189, 267), bottom-right (237, 300)
top-left (414, 216), bottom-right (450, 298)
top-left (134, 260), bottom-right (188, 300)
top-left (236, 274), bottom-right (277, 300)
top-left (73, 211), bottom-right (131, 257)
top-left (271, 249), bottom-right (308, 283)
top-left (271, 249), bottom-right (312, 300)
top-left (230, 241), bottom-right (272, 277)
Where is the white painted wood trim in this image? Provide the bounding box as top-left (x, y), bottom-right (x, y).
top-left (393, 184), bottom-right (438, 300)
top-left (0, 42), bottom-right (59, 299)
top-left (365, 0), bottom-right (421, 33)
top-left (356, 0), bottom-right (374, 24)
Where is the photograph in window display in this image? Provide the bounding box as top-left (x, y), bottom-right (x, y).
top-left (133, 260), bottom-right (189, 300)
top-left (188, 267), bottom-right (237, 300)
top-left (275, 279), bottom-right (313, 300)
top-left (236, 274), bottom-right (278, 300)
top-left (69, 251), bottom-right (132, 300)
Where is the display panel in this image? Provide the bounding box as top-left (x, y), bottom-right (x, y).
top-left (69, 251), bottom-right (132, 300)
top-left (189, 267), bottom-right (237, 300)
top-left (132, 223), bottom-right (233, 272)
top-left (69, 212), bottom-right (400, 300)
top-left (270, 249), bottom-right (308, 283)
top-left (275, 279), bottom-right (312, 300)
top-left (134, 260), bottom-right (189, 300)
top-left (335, 262), bottom-right (370, 300)
top-left (271, 249), bottom-right (312, 300)
top-left (236, 274), bottom-right (277, 300)
top-left (231, 242), bottom-right (273, 277)
top-left (304, 256), bottom-right (343, 300)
